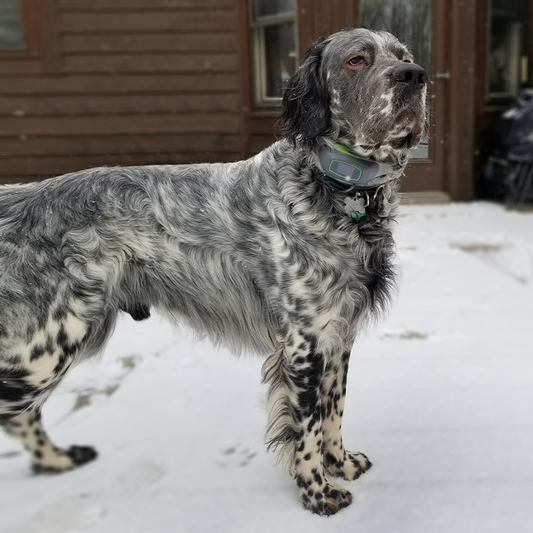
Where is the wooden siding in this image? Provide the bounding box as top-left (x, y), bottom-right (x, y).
top-left (0, 0), bottom-right (242, 183)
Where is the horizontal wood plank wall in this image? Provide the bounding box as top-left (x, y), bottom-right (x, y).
top-left (0, 0), bottom-right (242, 183)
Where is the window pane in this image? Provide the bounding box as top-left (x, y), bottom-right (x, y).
top-left (0, 0), bottom-right (25, 49)
top-left (249, 0), bottom-right (298, 107)
top-left (361, 0), bottom-right (431, 158)
top-left (264, 22), bottom-right (297, 98)
top-left (360, 0), bottom-right (431, 72)
top-left (253, 0), bottom-right (294, 20)
top-left (487, 0), bottom-right (523, 101)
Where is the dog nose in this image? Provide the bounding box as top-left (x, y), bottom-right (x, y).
top-left (392, 63), bottom-right (427, 88)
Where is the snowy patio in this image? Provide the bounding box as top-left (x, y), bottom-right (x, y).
top-left (0, 202), bottom-right (531, 533)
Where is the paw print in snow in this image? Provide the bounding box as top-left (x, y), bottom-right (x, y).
top-left (216, 443), bottom-right (257, 468)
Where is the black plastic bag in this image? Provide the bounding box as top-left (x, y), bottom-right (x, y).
top-left (482, 89), bottom-right (533, 200)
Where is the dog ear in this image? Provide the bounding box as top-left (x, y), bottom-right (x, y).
top-left (277, 37), bottom-right (330, 149)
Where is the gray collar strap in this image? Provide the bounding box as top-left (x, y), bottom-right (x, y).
top-left (318, 144), bottom-right (394, 188)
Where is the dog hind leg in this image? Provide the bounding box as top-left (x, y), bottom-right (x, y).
top-left (0, 407), bottom-right (97, 473)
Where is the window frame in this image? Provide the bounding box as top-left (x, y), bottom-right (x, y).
top-left (486, 0), bottom-right (524, 103)
top-left (249, 0), bottom-right (299, 109)
top-left (0, 0), bottom-right (40, 57)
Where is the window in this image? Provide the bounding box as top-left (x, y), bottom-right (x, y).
top-left (0, 0), bottom-right (25, 49)
top-left (360, 0), bottom-right (431, 73)
top-left (249, 0), bottom-right (298, 108)
top-left (487, 0), bottom-right (524, 102)
top-left (361, 0), bottom-right (431, 158)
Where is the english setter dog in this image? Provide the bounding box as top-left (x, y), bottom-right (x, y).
top-left (0, 28), bottom-right (426, 515)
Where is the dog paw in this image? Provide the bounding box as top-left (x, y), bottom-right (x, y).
top-left (32, 445), bottom-right (98, 474)
top-left (299, 478), bottom-right (353, 516)
top-left (323, 450), bottom-right (372, 481)
top-left (65, 445), bottom-right (98, 466)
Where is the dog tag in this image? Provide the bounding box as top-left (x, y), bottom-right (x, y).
top-left (344, 197), bottom-right (366, 218)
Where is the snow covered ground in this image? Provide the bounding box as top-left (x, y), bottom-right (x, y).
top-left (0, 202), bottom-right (532, 533)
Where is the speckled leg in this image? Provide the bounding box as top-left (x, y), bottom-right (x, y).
top-left (0, 408), bottom-right (97, 473)
top-left (321, 350), bottom-right (371, 481)
top-left (263, 332), bottom-right (353, 516)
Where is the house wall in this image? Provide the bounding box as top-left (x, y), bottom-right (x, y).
top-left (2, 0), bottom-right (524, 201)
top-left (0, 0), bottom-right (244, 184)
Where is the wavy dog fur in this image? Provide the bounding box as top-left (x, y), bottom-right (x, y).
top-left (0, 28), bottom-right (427, 515)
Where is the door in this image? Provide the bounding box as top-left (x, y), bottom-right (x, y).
top-left (359, 0), bottom-right (448, 193)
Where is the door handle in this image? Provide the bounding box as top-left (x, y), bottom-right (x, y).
top-left (435, 71), bottom-right (450, 79)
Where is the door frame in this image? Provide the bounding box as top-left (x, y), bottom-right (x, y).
top-left (401, 0), bottom-right (448, 195)
top-left (445, 0), bottom-right (478, 201)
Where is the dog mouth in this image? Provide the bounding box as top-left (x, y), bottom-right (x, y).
top-left (387, 131), bottom-right (418, 150)
top-left (359, 128), bottom-right (422, 153)
top-left (352, 108), bottom-right (426, 159)
top-left (385, 109), bottom-right (425, 150)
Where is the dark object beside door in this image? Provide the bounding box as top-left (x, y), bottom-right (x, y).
top-left (483, 89), bottom-right (533, 203)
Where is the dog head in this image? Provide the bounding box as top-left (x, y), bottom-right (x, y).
top-left (278, 28), bottom-right (428, 165)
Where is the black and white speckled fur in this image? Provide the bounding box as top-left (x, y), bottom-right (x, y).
top-left (0, 29), bottom-right (426, 515)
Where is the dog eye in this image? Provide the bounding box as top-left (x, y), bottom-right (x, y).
top-left (347, 56), bottom-right (366, 67)
top-left (403, 58), bottom-right (413, 63)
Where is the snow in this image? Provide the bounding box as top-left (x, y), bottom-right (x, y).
top-left (1, 202), bottom-right (532, 533)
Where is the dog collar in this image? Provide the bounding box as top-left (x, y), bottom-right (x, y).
top-left (318, 144), bottom-right (393, 188)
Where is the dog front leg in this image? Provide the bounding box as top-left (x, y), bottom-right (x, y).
top-left (262, 331), bottom-right (353, 516)
top-left (321, 349), bottom-right (372, 480)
